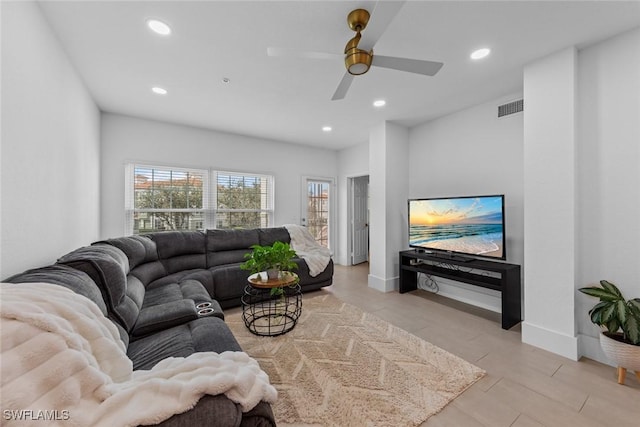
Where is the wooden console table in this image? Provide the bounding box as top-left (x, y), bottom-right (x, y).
top-left (399, 250), bottom-right (521, 330)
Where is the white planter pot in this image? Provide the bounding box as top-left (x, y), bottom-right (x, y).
top-left (599, 332), bottom-right (640, 384)
top-left (266, 269), bottom-right (280, 280)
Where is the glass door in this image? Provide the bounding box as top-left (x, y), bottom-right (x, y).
top-left (302, 177), bottom-right (333, 249)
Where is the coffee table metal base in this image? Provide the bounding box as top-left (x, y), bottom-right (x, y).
top-left (242, 283), bottom-right (302, 336)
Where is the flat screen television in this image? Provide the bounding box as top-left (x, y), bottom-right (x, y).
top-left (408, 195), bottom-right (506, 261)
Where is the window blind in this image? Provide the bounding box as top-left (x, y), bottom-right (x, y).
top-left (125, 165), bottom-right (274, 234)
top-left (213, 171), bottom-right (274, 229)
top-left (125, 164), bottom-right (208, 234)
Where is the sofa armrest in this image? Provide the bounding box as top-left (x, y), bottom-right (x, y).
top-left (133, 300), bottom-right (198, 337)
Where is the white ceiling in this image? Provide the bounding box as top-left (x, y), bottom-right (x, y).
top-left (38, 1), bottom-right (640, 150)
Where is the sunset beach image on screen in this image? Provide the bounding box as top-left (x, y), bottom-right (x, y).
top-left (409, 196), bottom-right (504, 259)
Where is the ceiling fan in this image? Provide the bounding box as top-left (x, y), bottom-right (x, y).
top-left (267, 2), bottom-right (444, 101)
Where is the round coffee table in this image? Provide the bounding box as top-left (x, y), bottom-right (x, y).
top-left (242, 272), bottom-right (302, 336)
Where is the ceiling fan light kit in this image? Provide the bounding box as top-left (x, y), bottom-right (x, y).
top-left (345, 50), bottom-right (373, 75)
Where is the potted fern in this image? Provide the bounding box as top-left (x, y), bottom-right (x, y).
top-left (579, 280), bottom-right (640, 384)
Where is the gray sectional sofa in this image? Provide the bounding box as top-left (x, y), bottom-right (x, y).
top-left (4, 227), bottom-right (334, 426)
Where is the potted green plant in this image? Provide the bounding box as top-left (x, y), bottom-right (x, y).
top-left (579, 280), bottom-right (640, 384)
top-left (241, 241), bottom-right (299, 300)
top-left (240, 241), bottom-right (298, 280)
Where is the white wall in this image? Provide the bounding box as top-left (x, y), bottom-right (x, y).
top-left (1, 1), bottom-right (101, 279)
top-left (408, 94), bottom-right (524, 312)
top-left (576, 28), bottom-right (640, 364)
top-left (100, 113), bottom-right (338, 242)
top-left (336, 141), bottom-right (369, 265)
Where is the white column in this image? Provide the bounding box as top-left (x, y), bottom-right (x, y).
top-left (368, 121), bottom-right (409, 292)
top-left (522, 47), bottom-right (578, 360)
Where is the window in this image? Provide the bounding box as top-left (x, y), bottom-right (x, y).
top-left (214, 171), bottom-right (274, 229)
top-left (125, 165), bottom-right (273, 234)
top-left (126, 165), bottom-right (208, 234)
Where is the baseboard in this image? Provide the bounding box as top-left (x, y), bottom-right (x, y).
top-left (522, 321), bottom-right (578, 361)
top-left (434, 281), bottom-right (502, 313)
top-left (578, 333), bottom-right (615, 367)
top-left (367, 274), bottom-right (398, 293)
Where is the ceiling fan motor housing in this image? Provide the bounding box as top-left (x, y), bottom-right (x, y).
top-left (345, 9), bottom-right (372, 75)
top-left (347, 9), bottom-right (370, 31)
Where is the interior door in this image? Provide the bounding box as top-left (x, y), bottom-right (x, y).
top-left (351, 176), bottom-right (369, 264)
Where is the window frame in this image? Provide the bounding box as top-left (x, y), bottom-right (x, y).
top-left (125, 164), bottom-right (274, 235)
top-left (212, 170), bottom-right (275, 230)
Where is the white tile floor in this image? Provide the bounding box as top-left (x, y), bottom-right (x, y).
top-left (323, 263), bottom-right (640, 427)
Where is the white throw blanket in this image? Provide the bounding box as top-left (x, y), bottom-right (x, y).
top-left (0, 282), bottom-right (277, 427)
top-left (284, 224), bottom-right (332, 277)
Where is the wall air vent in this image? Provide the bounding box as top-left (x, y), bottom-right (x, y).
top-left (498, 99), bottom-right (524, 117)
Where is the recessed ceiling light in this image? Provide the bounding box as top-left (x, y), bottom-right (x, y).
top-left (322, 126), bottom-right (332, 132)
top-left (147, 19), bottom-right (171, 36)
top-left (470, 48), bottom-right (491, 60)
top-left (373, 99), bottom-right (386, 107)
top-left (151, 87), bottom-right (167, 95)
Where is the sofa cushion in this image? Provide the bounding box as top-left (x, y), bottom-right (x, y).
top-left (129, 260), bottom-right (168, 286)
top-left (258, 227), bottom-right (291, 246)
top-left (207, 229), bottom-right (260, 252)
top-left (97, 235), bottom-right (159, 269)
top-left (125, 275), bottom-right (146, 308)
top-left (206, 229), bottom-right (259, 268)
top-left (294, 258), bottom-right (334, 285)
top-left (133, 299), bottom-right (199, 337)
top-left (57, 244), bottom-right (143, 332)
top-left (4, 265), bottom-right (130, 348)
top-left (147, 269), bottom-right (214, 296)
top-left (98, 236), bottom-right (172, 286)
top-left (208, 248), bottom-right (251, 267)
top-left (162, 254), bottom-right (207, 275)
top-left (157, 397), bottom-right (275, 427)
top-left (143, 283), bottom-right (184, 307)
top-left (209, 264), bottom-right (251, 302)
top-left (126, 316), bottom-right (241, 370)
top-left (143, 279), bottom-right (208, 306)
top-left (158, 395), bottom-right (242, 427)
top-left (4, 264), bottom-right (108, 314)
top-left (151, 231), bottom-right (207, 275)
top-left (151, 230), bottom-right (206, 258)
top-left (142, 280), bottom-right (224, 321)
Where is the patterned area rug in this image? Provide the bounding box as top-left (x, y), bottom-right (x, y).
top-left (226, 292), bottom-right (485, 426)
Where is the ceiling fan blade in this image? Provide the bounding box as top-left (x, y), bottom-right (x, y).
top-left (331, 72), bottom-right (355, 101)
top-left (267, 47), bottom-right (341, 61)
top-left (372, 55), bottom-right (444, 76)
top-left (359, 1), bottom-right (406, 51)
